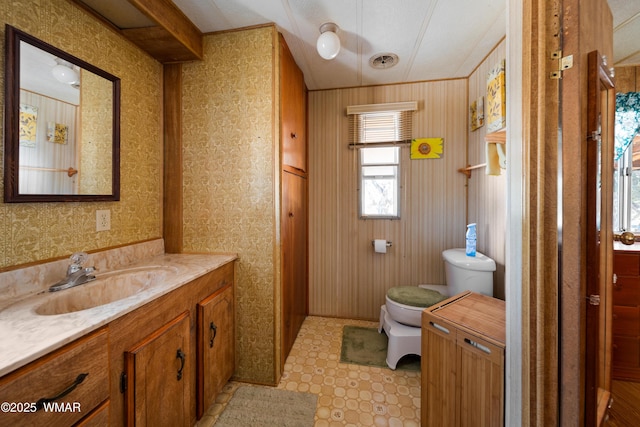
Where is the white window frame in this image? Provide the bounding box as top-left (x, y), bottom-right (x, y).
top-left (347, 102), bottom-right (415, 220)
top-left (614, 139), bottom-right (640, 232)
top-left (358, 146), bottom-right (400, 219)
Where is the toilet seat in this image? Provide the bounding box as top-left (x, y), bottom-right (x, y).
top-left (385, 286), bottom-right (447, 327)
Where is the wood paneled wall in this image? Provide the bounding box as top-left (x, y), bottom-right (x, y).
top-left (308, 80), bottom-right (468, 320)
top-left (616, 66), bottom-right (640, 93)
top-left (467, 40), bottom-right (507, 299)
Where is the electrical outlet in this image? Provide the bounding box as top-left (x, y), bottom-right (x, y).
top-left (96, 209), bottom-right (111, 232)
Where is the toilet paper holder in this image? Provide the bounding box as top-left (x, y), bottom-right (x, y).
top-left (371, 240), bottom-right (392, 247)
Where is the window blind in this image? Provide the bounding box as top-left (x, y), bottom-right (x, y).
top-left (347, 101), bottom-right (417, 146)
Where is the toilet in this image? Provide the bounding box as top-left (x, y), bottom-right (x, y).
top-left (378, 248), bottom-right (496, 369)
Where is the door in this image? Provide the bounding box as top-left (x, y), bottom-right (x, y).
top-left (196, 284), bottom-right (234, 418)
top-left (281, 170), bottom-right (308, 365)
top-left (123, 311), bottom-right (191, 427)
top-left (585, 50), bottom-right (615, 426)
top-left (280, 36), bottom-right (306, 172)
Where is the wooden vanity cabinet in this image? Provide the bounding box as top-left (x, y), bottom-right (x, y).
top-left (108, 260), bottom-right (235, 426)
top-left (75, 401), bottom-right (110, 426)
top-left (421, 291), bottom-right (506, 427)
top-left (123, 311), bottom-right (191, 427)
top-left (196, 282), bottom-right (234, 418)
top-left (612, 250), bottom-right (640, 381)
top-left (0, 259), bottom-right (235, 427)
top-left (0, 328), bottom-right (110, 427)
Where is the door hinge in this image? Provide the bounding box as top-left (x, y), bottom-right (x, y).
top-left (587, 294), bottom-right (601, 306)
top-left (120, 372), bottom-right (127, 393)
top-left (550, 50), bottom-right (574, 79)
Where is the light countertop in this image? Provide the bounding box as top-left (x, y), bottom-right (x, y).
top-left (0, 242), bottom-right (236, 377)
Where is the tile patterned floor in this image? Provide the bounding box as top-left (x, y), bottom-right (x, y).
top-left (198, 316), bottom-right (421, 427)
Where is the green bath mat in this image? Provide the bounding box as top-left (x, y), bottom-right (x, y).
top-left (340, 325), bottom-right (421, 371)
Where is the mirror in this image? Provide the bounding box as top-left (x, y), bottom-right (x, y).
top-left (3, 25), bottom-right (120, 202)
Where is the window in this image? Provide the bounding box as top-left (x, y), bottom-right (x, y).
top-left (614, 92), bottom-right (640, 232)
top-left (347, 102), bottom-right (415, 220)
top-left (347, 102), bottom-right (416, 147)
top-left (359, 146), bottom-right (400, 219)
top-left (614, 135), bottom-right (640, 232)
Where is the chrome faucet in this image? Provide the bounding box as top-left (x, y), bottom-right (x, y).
top-left (49, 252), bottom-right (97, 292)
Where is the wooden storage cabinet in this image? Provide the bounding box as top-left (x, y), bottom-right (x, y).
top-left (109, 261), bottom-right (235, 426)
top-left (421, 291), bottom-right (506, 427)
top-left (0, 328), bottom-right (109, 427)
top-left (279, 34), bottom-right (308, 370)
top-left (196, 281), bottom-right (234, 418)
top-left (280, 34), bottom-right (307, 173)
top-left (612, 250), bottom-right (640, 381)
top-left (123, 311), bottom-right (191, 427)
top-left (281, 170), bottom-right (308, 360)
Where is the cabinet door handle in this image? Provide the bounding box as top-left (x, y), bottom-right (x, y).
top-left (429, 321), bottom-right (450, 334)
top-left (464, 338), bottom-right (492, 354)
top-left (291, 132), bottom-right (297, 139)
top-left (176, 349), bottom-right (186, 381)
top-left (35, 373), bottom-right (88, 411)
top-left (209, 322), bottom-right (218, 348)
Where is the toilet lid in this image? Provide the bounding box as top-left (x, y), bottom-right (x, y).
top-left (387, 286), bottom-right (447, 308)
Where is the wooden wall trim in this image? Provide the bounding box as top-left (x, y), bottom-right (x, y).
top-left (163, 64), bottom-right (183, 253)
top-left (521, 0), bottom-right (561, 424)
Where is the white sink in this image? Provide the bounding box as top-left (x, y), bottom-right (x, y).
top-left (35, 266), bottom-right (178, 315)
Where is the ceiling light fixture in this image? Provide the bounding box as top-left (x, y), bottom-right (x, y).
top-left (51, 61), bottom-right (79, 85)
top-left (316, 22), bottom-right (340, 60)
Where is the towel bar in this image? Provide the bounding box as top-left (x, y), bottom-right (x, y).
top-left (457, 163), bottom-right (487, 178)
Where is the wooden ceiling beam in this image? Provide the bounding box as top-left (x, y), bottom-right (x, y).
top-left (126, 0), bottom-right (203, 62)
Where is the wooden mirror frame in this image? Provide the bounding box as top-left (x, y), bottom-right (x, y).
top-left (3, 25), bottom-right (121, 202)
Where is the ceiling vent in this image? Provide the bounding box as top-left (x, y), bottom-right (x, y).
top-left (369, 53), bottom-right (399, 69)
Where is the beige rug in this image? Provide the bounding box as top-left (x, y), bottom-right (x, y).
top-left (215, 385), bottom-right (317, 426)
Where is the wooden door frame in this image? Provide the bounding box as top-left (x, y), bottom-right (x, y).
top-left (514, 0), bottom-right (613, 425)
top-left (585, 50), bottom-right (615, 425)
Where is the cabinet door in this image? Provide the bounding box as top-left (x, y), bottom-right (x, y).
top-left (456, 330), bottom-right (504, 427)
top-left (124, 311), bottom-right (190, 427)
top-left (613, 275), bottom-right (640, 306)
top-left (281, 171), bottom-right (308, 364)
top-left (280, 37), bottom-right (306, 172)
top-left (421, 315), bottom-right (457, 427)
top-left (196, 284), bottom-right (234, 418)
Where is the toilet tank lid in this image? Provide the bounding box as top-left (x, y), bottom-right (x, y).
top-left (442, 248), bottom-right (496, 272)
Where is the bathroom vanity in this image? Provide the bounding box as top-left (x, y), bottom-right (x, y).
top-left (421, 291), bottom-right (506, 427)
top-left (0, 240), bottom-right (236, 426)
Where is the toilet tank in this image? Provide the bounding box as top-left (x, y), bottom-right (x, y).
top-left (442, 248), bottom-right (496, 297)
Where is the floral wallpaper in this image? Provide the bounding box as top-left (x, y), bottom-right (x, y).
top-left (79, 70), bottom-right (113, 195)
top-left (0, 0), bottom-right (163, 269)
top-left (181, 26), bottom-right (279, 384)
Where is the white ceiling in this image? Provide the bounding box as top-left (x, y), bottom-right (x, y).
top-left (610, 0), bottom-right (640, 67)
top-left (171, 0), bottom-right (507, 90)
top-left (77, 0), bottom-right (640, 91)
